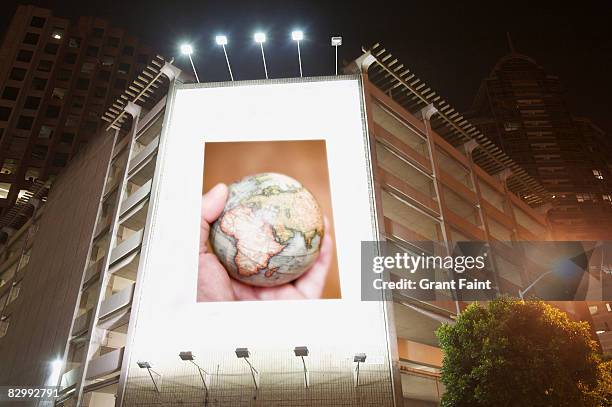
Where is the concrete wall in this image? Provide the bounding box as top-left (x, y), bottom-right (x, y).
top-left (0, 132), bottom-right (114, 386)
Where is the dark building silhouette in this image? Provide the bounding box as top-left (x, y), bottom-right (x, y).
top-left (465, 36), bottom-right (612, 240)
top-left (0, 5), bottom-right (155, 217)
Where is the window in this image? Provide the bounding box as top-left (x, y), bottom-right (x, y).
top-left (51, 28), bottom-right (64, 40)
top-left (376, 142), bottom-right (435, 198)
top-left (381, 189), bottom-right (442, 241)
top-left (592, 169), bottom-right (604, 180)
top-left (107, 37), bottom-right (120, 47)
top-left (25, 168), bottom-right (40, 181)
top-left (122, 45), bottom-right (134, 56)
top-left (81, 62), bottom-right (96, 74)
top-left (31, 145), bottom-right (48, 160)
top-left (68, 37), bottom-right (81, 48)
top-left (9, 68), bottom-right (26, 81)
top-left (576, 193), bottom-right (595, 203)
top-left (606, 303), bottom-right (612, 312)
top-left (437, 149), bottom-right (474, 190)
top-left (52, 87), bottom-right (66, 100)
top-left (37, 59), bottom-right (53, 72)
top-left (24, 96), bottom-right (41, 110)
top-left (94, 86), bottom-right (106, 98)
top-left (46, 105), bottom-right (60, 118)
top-left (92, 27), bottom-right (104, 38)
top-left (0, 315), bottom-right (9, 338)
top-left (52, 152), bottom-right (69, 167)
top-left (1, 160), bottom-right (18, 174)
top-left (76, 78), bottom-right (90, 90)
top-left (117, 63), bottom-right (130, 74)
top-left (71, 96), bottom-right (84, 109)
top-left (64, 53), bottom-right (77, 64)
top-left (38, 125), bottom-right (53, 139)
top-left (101, 55), bottom-right (115, 67)
top-left (16, 116), bottom-right (34, 130)
top-left (60, 132), bottom-right (75, 146)
top-left (57, 68), bottom-right (71, 81)
top-left (65, 114), bottom-right (79, 128)
top-left (32, 77), bottom-right (47, 91)
top-left (0, 182), bottom-right (11, 198)
top-left (86, 46), bottom-right (99, 57)
top-left (0, 107), bottom-right (11, 121)
top-left (97, 69), bottom-right (110, 81)
top-left (1, 87), bottom-right (18, 101)
top-left (16, 50), bottom-right (33, 63)
top-left (30, 16), bottom-right (46, 27)
top-left (23, 32), bottom-right (39, 45)
top-left (8, 281), bottom-right (21, 303)
top-left (44, 43), bottom-right (59, 55)
top-left (503, 122), bottom-right (520, 132)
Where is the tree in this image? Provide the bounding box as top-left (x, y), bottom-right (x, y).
top-left (436, 297), bottom-right (601, 407)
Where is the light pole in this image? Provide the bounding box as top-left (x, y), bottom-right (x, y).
top-left (254, 32), bottom-right (268, 79)
top-left (291, 30), bottom-right (304, 77)
top-left (331, 36), bottom-right (342, 75)
top-left (215, 35), bottom-right (234, 81)
top-left (180, 43), bottom-right (200, 83)
top-left (518, 271), bottom-right (554, 299)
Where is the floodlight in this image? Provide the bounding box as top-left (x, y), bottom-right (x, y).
top-left (291, 30), bottom-right (304, 41)
top-left (137, 361), bottom-right (152, 368)
top-left (353, 353), bottom-right (366, 363)
top-left (235, 347), bottom-right (259, 389)
top-left (180, 43), bottom-right (199, 83)
top-left (291, 30), bottom-right (304, 77)
top-left (180, 44), bottom-right (193, 55)
top-left (179, 351), bottom-right (195, 361)
top-left (215, 35), bottom-right (234, 81)
top-left (254, 32), bottom-right (266, 43)
top-left (215, 35), bottom-right (228, 45)
top-left (180, 351), bottom-right (209, 394)
top-left (331, 36), bottom-right (343, 75)
top-left (254, 33), bottom-right (268, 79)
top-left (294, 346), bottom-right (310, 387)
top-left (235, 347), bottom-right (250, 358)
top-left (137, 361), bottom-right (160, 393)
top-left (353, 353), bottom-right (366, 387)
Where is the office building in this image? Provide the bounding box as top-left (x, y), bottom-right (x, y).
top-left (464, 41), bottom-right (612, 240)
top-left (0, 44), bottom-right (600, 407)
top-left (0, 5), bottom-right (155, 219)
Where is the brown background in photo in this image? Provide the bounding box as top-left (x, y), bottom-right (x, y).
top-left (203, 140), bottom-right (341, 299)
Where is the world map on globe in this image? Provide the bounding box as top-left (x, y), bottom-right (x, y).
top-left (210, 173), bottom-right (324, 287)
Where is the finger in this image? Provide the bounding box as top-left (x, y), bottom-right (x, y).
top-left (197, 253), bottom-right (236, 302)
top-left (200, 183), bottom-right (229, 255)
top-left (295, 218), bottom-right (333, 299)
top-left (202, 183), bottom-right (229, 224)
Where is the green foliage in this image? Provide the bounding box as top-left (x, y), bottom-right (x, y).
top-left (436, 297), bottom-right (602, 407)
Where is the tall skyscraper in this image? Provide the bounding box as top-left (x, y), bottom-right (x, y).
top-left (465, 37), bottom-right (612, 240)
top-left (0, 5), bottom-right (155, 217)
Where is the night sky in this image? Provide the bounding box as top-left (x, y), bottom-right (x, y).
top-left (2, 1), bottom-right (611, 133)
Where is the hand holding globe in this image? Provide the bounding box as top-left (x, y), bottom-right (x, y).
top-left (197, 177), bottom-right (333, 301)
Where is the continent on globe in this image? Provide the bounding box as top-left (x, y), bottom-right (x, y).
top-left (210, 173), bottom-right (325, 287)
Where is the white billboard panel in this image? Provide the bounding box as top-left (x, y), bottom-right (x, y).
top-left (122, 77), bottom-right (396, 405)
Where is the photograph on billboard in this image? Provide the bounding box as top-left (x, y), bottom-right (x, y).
top-left (198, 140), bottom-right (340, 301)
top-left (122, 78), bottom-right (396, 406)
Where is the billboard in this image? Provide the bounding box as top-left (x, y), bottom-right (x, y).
top-left (121, 77), bottom-right (397, 405)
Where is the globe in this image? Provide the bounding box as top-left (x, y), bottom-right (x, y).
top-left (210, 173), bottom-right (325, 287)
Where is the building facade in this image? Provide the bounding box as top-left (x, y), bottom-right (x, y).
top-left (0, 46), bottom-right (600, 407)
top-left (0, 5), bottom-right (155, 219)
top-left (464, 47), bottom-right (612, 241)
